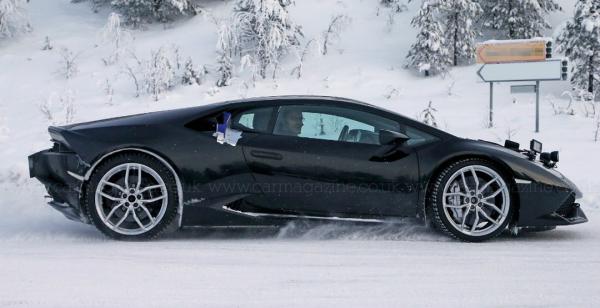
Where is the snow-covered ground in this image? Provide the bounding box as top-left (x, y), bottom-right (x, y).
top-left (1, 0), bottom-right (599, 306)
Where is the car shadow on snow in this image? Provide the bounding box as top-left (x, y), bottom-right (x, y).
top-left (165, 219), bottom-right (589, 243)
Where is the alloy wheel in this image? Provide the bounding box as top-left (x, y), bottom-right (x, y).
top-left (94, 163), bottom-right (168, 235)
top-left (441, 165), bottom-right (510, 237)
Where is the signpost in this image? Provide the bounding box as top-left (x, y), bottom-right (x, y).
top-left (475, 39), bottom-right (567, 133)
top-left (510, 85), bottom-right (537, 94)
top-left (476, 39), bottom-right (547, 64)
top-left (476, 59), bottom-right (563, 82)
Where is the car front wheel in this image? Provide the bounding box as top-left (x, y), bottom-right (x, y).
top-left (428, 159), bottom-right (513, 242)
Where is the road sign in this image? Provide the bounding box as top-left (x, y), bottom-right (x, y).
top-left (511, 85), bottom-right (537, 94)
top-left (477, 59), bottom-right (563, 82)
top-left (476, 39), bottom-right (547, 64)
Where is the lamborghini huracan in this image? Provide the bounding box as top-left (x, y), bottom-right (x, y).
top-left (29, 96), bottom-right (587, 241)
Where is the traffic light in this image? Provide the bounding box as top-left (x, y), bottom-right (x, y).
top-left (546, 41), bottom-right (553, 58)
top-left (561, 60), bottom-right (568, 80)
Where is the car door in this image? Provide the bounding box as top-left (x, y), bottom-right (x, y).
top-left (236, 102), bottom-right (429, 218)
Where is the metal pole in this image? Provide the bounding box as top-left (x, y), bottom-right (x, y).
top-left (489, 82), bottom-right (494, 128)
top-left (535, 80), bottom-right (540, 133)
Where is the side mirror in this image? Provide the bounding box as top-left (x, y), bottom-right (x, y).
top-left (379, 129), bottom-right (410, 145)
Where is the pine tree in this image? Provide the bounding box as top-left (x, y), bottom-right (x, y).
top-left (182, 58), bottom-right (206, 85)
top-left (216, 23), bottom-right (234, 87)
top-left (556, 0), bottom-right (600, 100)
top-left (230, 0), bottom-right (303, 79)
top-left (0, 0), bottom-right (30, 39)
top-left (406, 1), bottom-right (450, 76)
top-left (480, 0), bottom-right (561, 39)
top-left (110, 0), bottom-right (198, 26)
top-left (439, 0), bottom-right (481, 66)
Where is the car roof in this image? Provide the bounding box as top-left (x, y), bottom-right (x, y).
top-left (218, 95), bottom-right (378, 109)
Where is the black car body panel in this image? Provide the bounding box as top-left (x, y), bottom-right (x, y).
top-left (28, 96), bottom-right (587, 229)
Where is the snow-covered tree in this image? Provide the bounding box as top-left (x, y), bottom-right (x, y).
top-left (0, 0), bottom-right (30, 39)
top-left (143, 47), bottom-right (175, 101)
top-left (321, 14), bottom-right (351, 56)
top-left (58, 47), bottom-right (82, 79)
top-left (406, 1), bottom-right (450, 76)
top-left (226, 0), bottom-right (303, 79)
top-left (99, 12), bottom-right (131, 65)
top-left (216, 22), bottom-right (234, 87)
top-left (480, 0), bottom-right (561, 39)
top-left (110, 0), bottom-right (199, 26)
top-left (556, 0), bottom-right (600, 100)
top-left (380, 0), bottom-right (408, 13)
top-left (439, 0), bottom-right (481, 65)
top-left (181, 57), bottom-right (207, 85)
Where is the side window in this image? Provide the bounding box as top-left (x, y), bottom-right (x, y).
top-left (231, 107), bottom-right (274, 133)
top-left (273, 105), bottom-right (400, 145)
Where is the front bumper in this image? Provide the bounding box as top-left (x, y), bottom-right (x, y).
top-left (29, 149), bottom-right (89, 223)
top-left (516, 181), bottom-right (588, 227)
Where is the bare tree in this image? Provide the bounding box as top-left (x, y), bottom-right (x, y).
top-left (420, 100), bottom-right (438, 127)
top-left (39, 89), bottom-right (76, 125)
top-left (322, 14), bottom-right (351, 56)
top-left (42, 36), bottom-right (53, 50)
top-left (291, 38), bottom-right (318, 79)
top-left (121, 64), bottom-right (140, 97)
top-left (58, 47), bottom-right (82, 79)
top-left (595, 114), bottom-right (600, 142)
top-left (99, 12), bottom-right (131, 65)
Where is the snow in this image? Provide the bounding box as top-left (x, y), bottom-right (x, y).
top-left (1, 0), bottom-right (599, 306)
top-left (482, 37), bottom-right (553, 44)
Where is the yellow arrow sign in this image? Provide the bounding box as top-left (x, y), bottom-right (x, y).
top-left (476, 40), bottom-right (547, 64)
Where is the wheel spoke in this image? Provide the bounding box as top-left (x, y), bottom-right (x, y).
top-left (484, 186), bottom-right (505, 200)
top-left (99, 192), bottom-right (124, 202)
top-left (470, 167), bottom-right (479, 191)
top-left (136, 164), bottom-right (142, 191)
top-left (114, 208), bottom-right (130, 228)
top-left (142, 195), bottom-right (165, 203)
top-left (124, 164), bottom-right (131, 190)
top-left (445, 204), bottom-right (469, 209)
top-left (477, 208), bottom-right (500, 225)
top-left (444, 192), bottom-right (468, 197)
top-left (132, 210), bottom-right (147, 230)
top-left (138, 184), bottom-right (165, 194)
top-left (105, 201), bottom-right (126, 221)
top-left (461, 208), bottom-right (470, 229)
top-left (460, 171), bottom-right (470, 192)
top-left (471, 210), bottom-right (480, 232)
top-left (482, 201), bottom-right (503, 215)
top-left (478, 177), bottom-right (498, 193)
top-left (139, 204), bottom-right (156, 223)
top-left (101, 181), bottom-right (126, 193)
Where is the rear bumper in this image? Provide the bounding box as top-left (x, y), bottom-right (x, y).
top-left (29, 149), bottom-right (89, 223)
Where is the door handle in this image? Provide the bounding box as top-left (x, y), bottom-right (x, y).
top-left (250, 150), bottom-right (283, 160)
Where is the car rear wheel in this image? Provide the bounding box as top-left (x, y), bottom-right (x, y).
top-left (428, 159), bottom-right (513, 242)
top-left (84, 153), bottom-right (179, 240)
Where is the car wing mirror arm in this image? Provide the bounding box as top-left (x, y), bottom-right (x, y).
top-left (370, 130), bottom-right (411, 162)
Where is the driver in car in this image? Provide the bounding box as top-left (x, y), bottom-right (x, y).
top-left (277, 109), bottom-right (304, 136)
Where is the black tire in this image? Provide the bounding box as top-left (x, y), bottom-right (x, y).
top-left (427, 158), bottom-right (514, 242)
top-left (83, 152), bottom-right (179, 240)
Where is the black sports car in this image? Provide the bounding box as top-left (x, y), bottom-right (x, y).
top-left (28, 96), bottom-right (587, 241)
